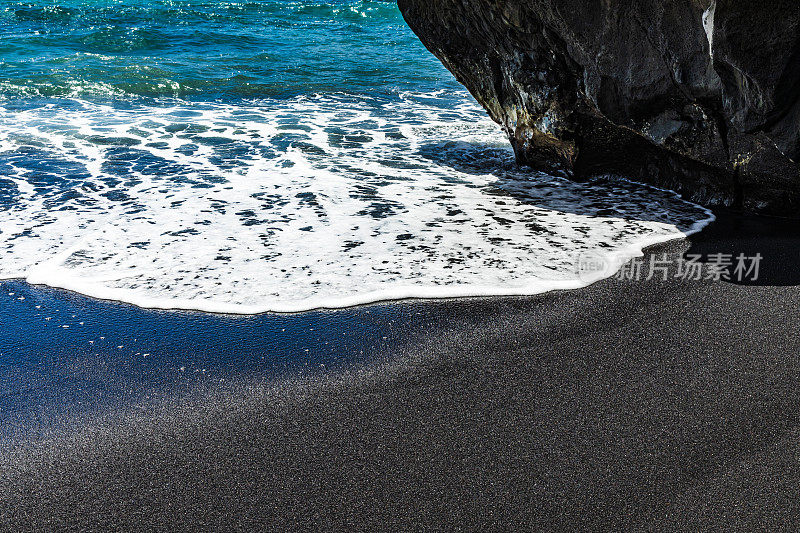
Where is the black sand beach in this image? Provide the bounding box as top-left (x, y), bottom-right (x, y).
top-left (1, 211), bottom-right (799, 531)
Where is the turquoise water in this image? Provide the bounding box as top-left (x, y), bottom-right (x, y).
top-left (0, 0), bottom-right (455, 99)
top-left (0, 1), bottom-right (712, 312)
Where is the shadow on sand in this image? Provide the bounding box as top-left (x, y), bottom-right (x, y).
top-left (685, 208), bottom-right (800, 287)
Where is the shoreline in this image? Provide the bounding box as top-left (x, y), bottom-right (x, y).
top-left (0, 175), bottom-right (716, 316)
top-left (1, 209), bottom-right (799, 529)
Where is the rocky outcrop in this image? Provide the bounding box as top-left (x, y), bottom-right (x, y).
top-left (399, 0), bottom-right (800, 216)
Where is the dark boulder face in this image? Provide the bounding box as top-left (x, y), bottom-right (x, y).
top-left (398, 0), bottom-right (800, 216)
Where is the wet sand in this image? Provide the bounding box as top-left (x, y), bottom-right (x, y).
top-left (1, 210), bottom-right (799, 531)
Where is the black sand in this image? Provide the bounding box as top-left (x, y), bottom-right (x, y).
top-left (1, 211), bottom-right (799, 531)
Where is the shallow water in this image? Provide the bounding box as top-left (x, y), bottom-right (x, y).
top-left (0, 0), bottom-right (713, 312)
top-left (0, 277), bottom-right (409, 431)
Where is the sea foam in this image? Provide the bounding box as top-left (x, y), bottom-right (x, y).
top-left (0, 91), bottom-right (713, 313)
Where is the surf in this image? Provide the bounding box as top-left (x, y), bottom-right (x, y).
top-left (0, 90), bottom-right (713, 313)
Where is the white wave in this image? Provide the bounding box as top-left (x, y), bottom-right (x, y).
top-left (0, 91), bottom-right (713, 313)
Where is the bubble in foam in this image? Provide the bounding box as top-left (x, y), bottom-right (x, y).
top-left (0, 91), bottom-right (713, 313)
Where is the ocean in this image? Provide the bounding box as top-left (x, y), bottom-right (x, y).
top-left (0, 0), bottom-right (713, 313)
